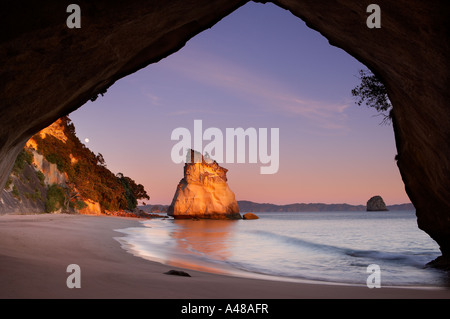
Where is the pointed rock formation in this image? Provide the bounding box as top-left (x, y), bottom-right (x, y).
top-left (168, 150), bottom-right (241, 219)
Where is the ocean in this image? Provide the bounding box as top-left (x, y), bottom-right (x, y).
top-left (115, 210), bottom-right (449, 287)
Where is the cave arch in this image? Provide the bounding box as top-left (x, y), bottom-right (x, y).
top-left (1, 0), bottom-right (450, 260)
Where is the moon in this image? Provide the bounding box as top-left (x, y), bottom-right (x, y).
top-left (84, 138), bottom-right (90, 143)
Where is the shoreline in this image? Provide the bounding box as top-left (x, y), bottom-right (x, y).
top-left (0, 213), bottom-right (449, 299)
top-left (116, 213), bottom-right (446, 290)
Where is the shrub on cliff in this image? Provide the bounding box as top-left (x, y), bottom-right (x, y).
top-left (12, 184), bottom-right (20, 200)
top-left (117, 172), bottom-right (150, 211)
top-left (352, 69), bottom-right (392, 125)
top-left (36, 171), bottom-right (45, 186)
top-left (45, 184), bottom-right (66, 213)
top-left (71, 200), bottom-right (87, 211)
top-left (12, 149), bottom-right (33, 174)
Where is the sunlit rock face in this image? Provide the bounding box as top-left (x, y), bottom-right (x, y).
top-left (26, 119), bottom-right (69, 186)
top-left (168, 150), bottom-right (241, 219)
top-left (78, 199), bottom-right (102, 215)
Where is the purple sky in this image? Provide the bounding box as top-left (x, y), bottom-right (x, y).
top-left (69, 2), bottom-right (409, 206)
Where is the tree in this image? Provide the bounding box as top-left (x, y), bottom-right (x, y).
top-left (96, 153), bottom-right (106, 167)
top-left (45, 184), bottom-right (66, 213)
top-left (116, 173), bottom-right (150, 210)
top-left (63, 181), bottom-right (80, 212)
top-left (352, 69), bottom-right (392, 124)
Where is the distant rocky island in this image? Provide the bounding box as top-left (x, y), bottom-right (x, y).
top-left (366, 195), bottom-right (388, 211)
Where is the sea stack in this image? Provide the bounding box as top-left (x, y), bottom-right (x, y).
top-left (168, 150), bottom-right (241, 219)
top-left (366, 195), bottom-right (388, 211)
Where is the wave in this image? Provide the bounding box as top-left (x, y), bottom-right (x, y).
top-left (251, 230), bottom-right (435, 268)
top-left (116, 217), bottom-right (445, 286)
top-left (251, 229), bottom-right (347, 254)
top-left (344, 249), bottom-right (435, 268)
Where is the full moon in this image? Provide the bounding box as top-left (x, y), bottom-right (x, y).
top-left (84, 138), bottom-right (90, 143)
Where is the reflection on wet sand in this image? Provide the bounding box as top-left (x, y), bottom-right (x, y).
top-left (166, 219), bottom-right (239, 274)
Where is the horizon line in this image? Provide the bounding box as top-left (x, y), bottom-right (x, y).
top-left (139, 200), bottom-right (413, 207)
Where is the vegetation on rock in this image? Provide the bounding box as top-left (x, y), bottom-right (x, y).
top-left (352, 69), bottom-right (392, 125)
top-left (3, 116), bottom-right (150, 215)
top-left (45, 184), bottom-right (66, 213)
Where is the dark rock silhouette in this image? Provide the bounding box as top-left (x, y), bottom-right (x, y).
top-left (366, 196), bottom-right (388, 211)
top-left (243, 213), bottom-right (259, 220)
top-left (164, 270), bottom-right (191, 277)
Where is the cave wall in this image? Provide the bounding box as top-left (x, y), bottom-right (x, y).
top-left (1, 1), bottom-right (450, 256)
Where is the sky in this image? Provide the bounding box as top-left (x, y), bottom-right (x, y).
top-left (69, 2), bottom-right (410, 206)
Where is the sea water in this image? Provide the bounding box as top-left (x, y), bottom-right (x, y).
top-left (115, 211), bottom-right (449, 287)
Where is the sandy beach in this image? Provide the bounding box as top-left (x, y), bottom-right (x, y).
top-left (0, 213), bottom-right (449, 299)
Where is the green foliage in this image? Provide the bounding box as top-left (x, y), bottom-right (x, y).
top-left (12, 149), bottom-right (33, 174)
top-left (36, 171), bottom-right (45, 186)
top-left (45, 153), bottom-right (66, 172)
top-left (24, 188), bottom-right (41, 202)
top-left (12, 184), bottom-right (20, 200)
top-left (34, 188), bottom-right (42, 201)
top-left (4, 177), bottom-right (13, 190)
top-left (117, 174), bottom-right (137, 211)
top-left (352, 69), bottom-right (392, 124)
top-left (45, 184), bottom-right (66, 213)
top-left (72, 200), bottom-right (88, 210)
top-left (117, 173), bottom-right (150, 211)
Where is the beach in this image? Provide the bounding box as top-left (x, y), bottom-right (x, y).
top-left (0, 213), bottom-right (449, 299)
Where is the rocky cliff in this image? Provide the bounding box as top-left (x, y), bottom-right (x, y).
top-left (0, 149), bottom-right (51, 214)
top-left (168, 150), bottom-right (241, 219)
top-left (1, 117), bottom-right (150, 217)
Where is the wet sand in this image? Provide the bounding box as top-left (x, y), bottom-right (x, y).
top-left (0, 213), bottom-right (449, 299)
